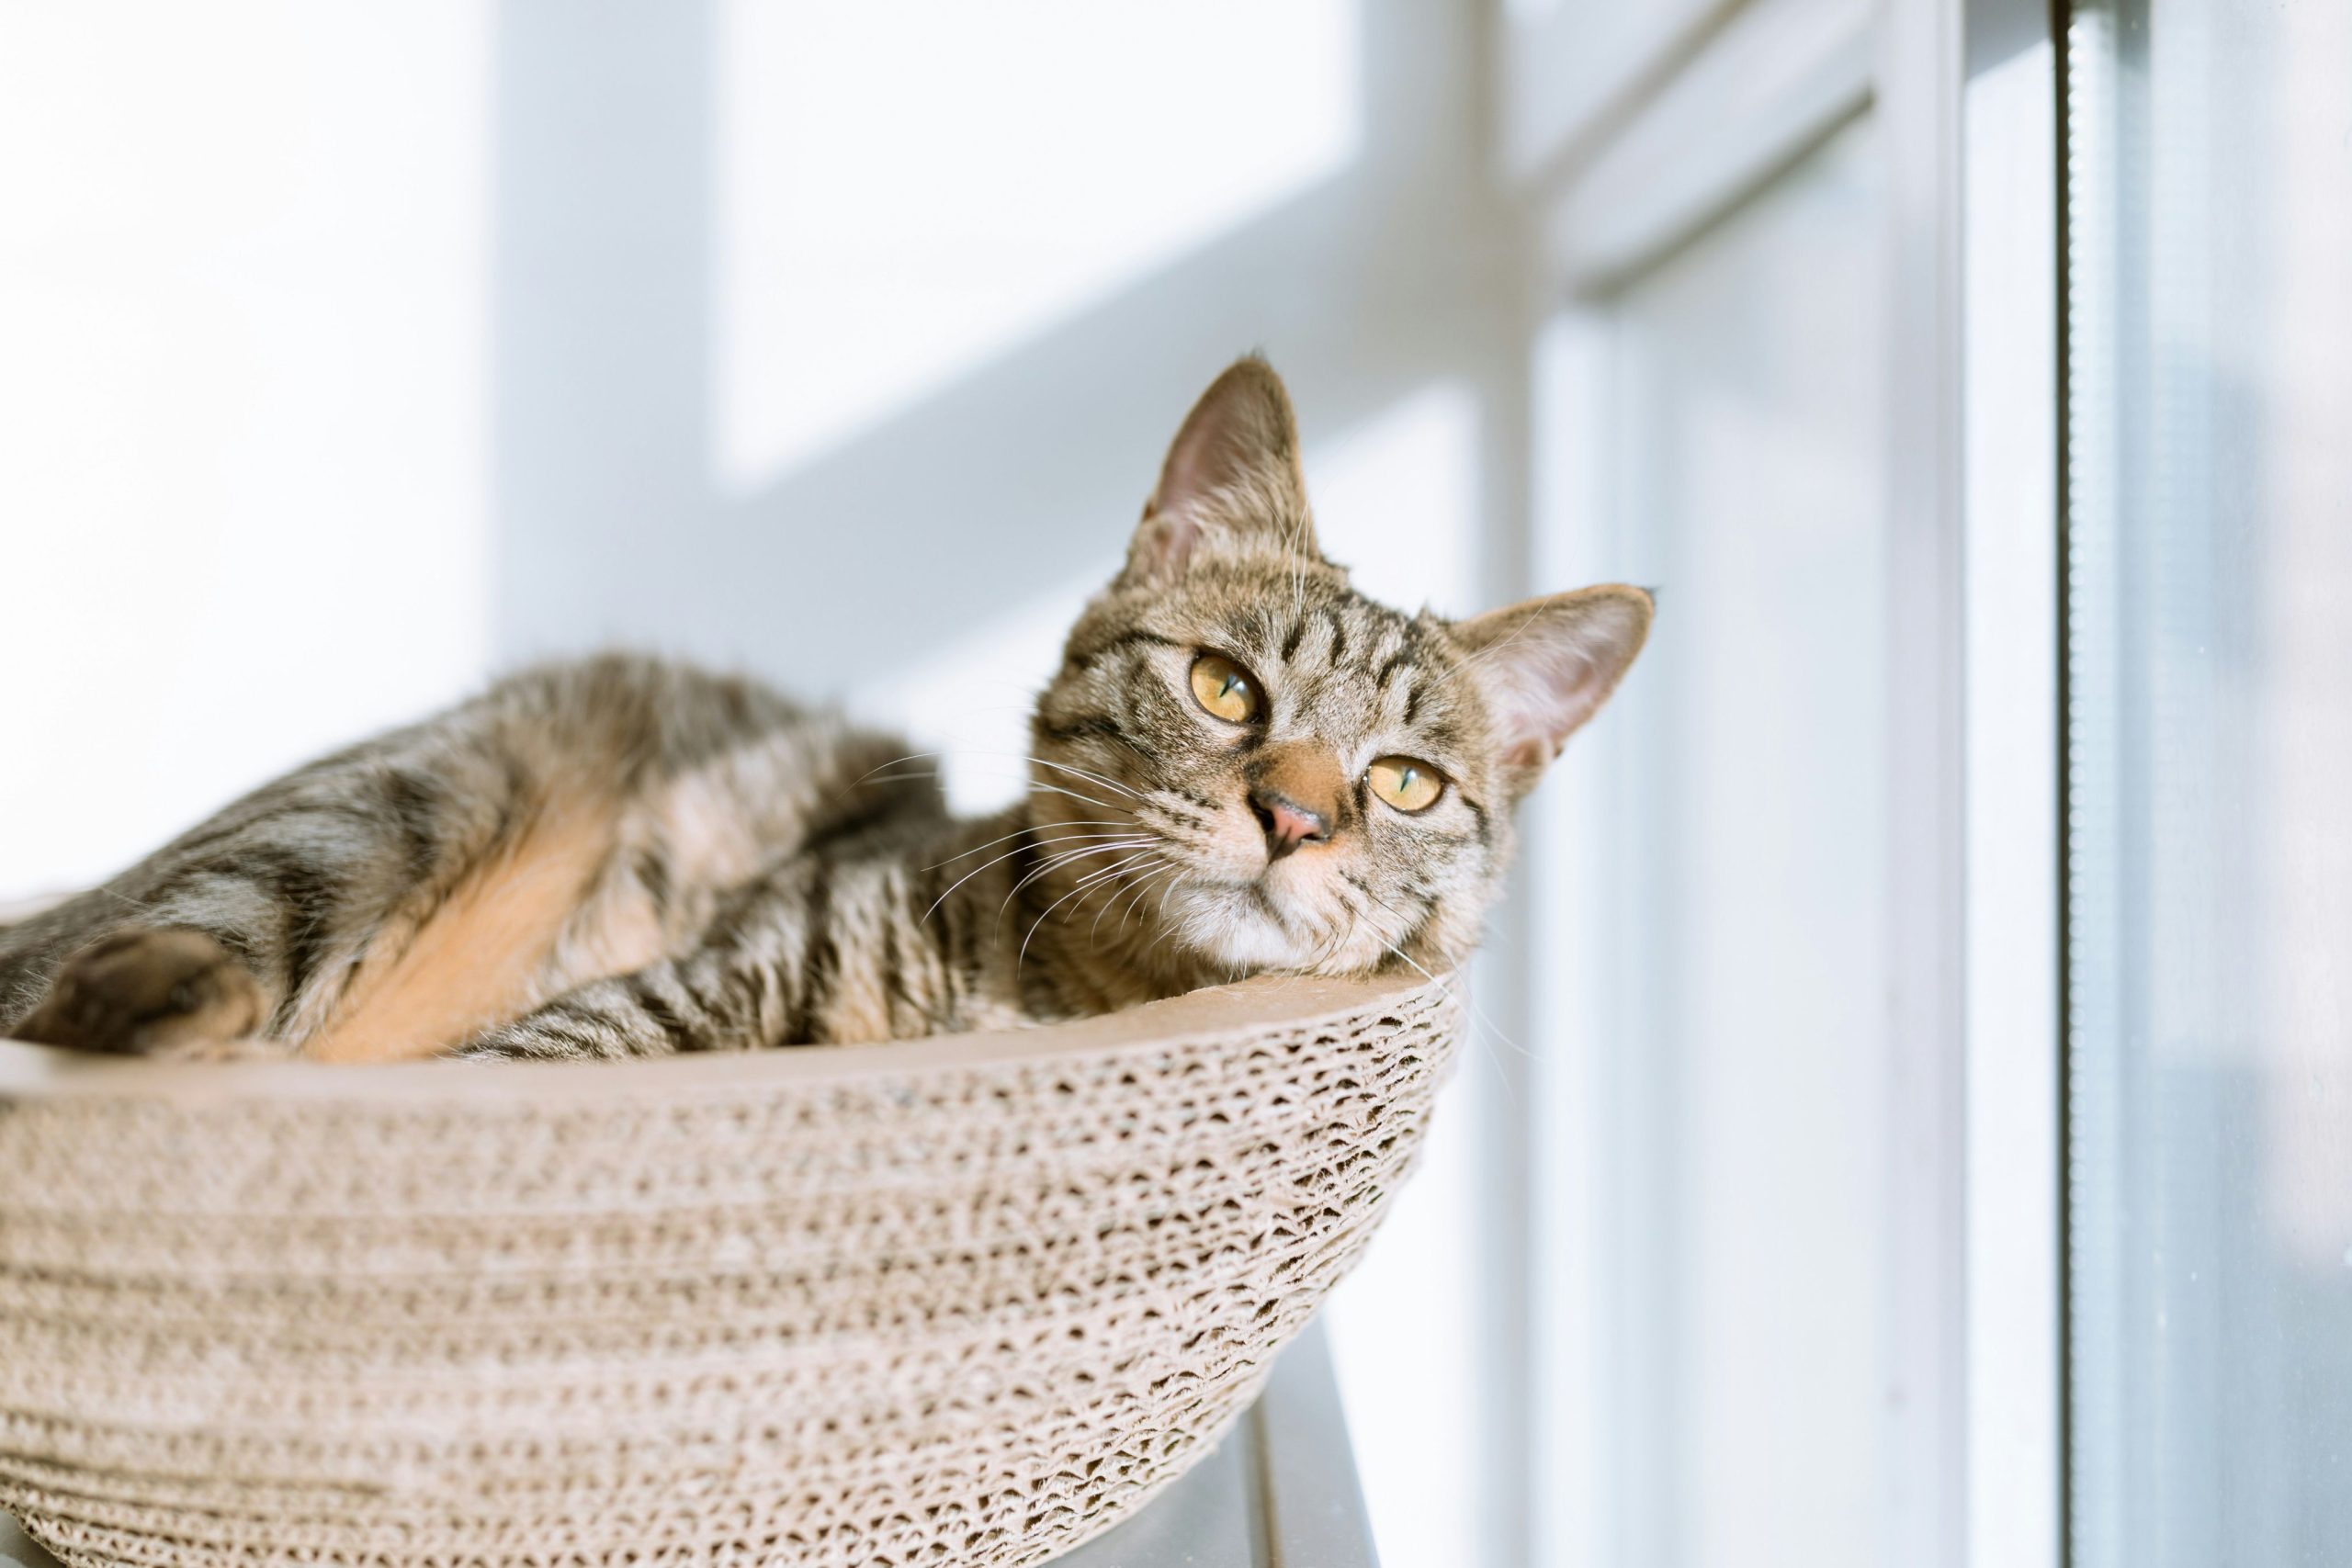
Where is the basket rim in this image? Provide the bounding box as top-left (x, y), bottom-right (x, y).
top-left (0, 971), bottom-right (1454, 1106)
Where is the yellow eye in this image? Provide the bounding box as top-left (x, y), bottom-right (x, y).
top-left (1368, 756), bottom-right (1443, 813)
top-left (1189, 653), bottom-right (1262, 723)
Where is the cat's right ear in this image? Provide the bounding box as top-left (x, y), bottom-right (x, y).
top-left (1453, 584), bottom-right (1655, 797)
top-left (1121, 357), bottom-right (1318, 588)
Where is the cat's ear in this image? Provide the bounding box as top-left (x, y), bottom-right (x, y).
top-left (1453, 584), bottom-right (1655, 795)
top-left (1122, 357), bottom-right (1317, 587)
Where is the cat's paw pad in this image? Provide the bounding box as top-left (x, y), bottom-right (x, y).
top-left (15, 929), bottom-right (268, 1055)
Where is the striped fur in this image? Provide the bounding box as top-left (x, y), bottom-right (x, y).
top-left (0, 359), bottom-right (1651, 1062)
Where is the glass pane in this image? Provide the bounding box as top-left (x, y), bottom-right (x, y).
top-left (2066, 1), bottom-right (2352, 1562)
top-left (1534, 114), bottom-right (1887, 1568)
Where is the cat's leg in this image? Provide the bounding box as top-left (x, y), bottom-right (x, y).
top-left (442, 716), bottom-right (956, 1064)
top-left (0, 745), bottom-right (525, 1056)
top-left (4, 657), bottom-right (944, 1059)
top-left (447, 953), bottom-right (780, 1063)
top-left (448, 830), bottom-right (942, 1063)
top-left (10, 927), bottom-right (270, 1058)
top-left (448, 872), bottom-right (836, 1062)
top-left (0, 769), bottom-right (450, 1057)
top-left (0, 658), bottom-right (880, 1057)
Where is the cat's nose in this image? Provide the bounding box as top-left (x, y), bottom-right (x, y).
top-left (1249, 788), bottom-right (1329, 860)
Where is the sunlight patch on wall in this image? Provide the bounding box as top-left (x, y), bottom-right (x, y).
top-left (1306, 379), bottom-right (1483, 617)
top-left (715, 0), bottom-right (1360, 491)
top-left (0, 3), bottom-right (490, 896)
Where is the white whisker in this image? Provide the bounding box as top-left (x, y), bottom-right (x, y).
top-left (1091, 855), bottom-right (1174, 943)
top-left (1346, 883), bottom-right (1530, 1066)
top-left (922, 822), bottom-right (1125, 871)
top-left (922, 834), bottom-right (1148, 926)
top-left (1024, 757), bottom-right (1143, 801)
top-left (1017, 851), bottom-right (1157, 973)
top-left (996, 839), bottom-right (1159, 922)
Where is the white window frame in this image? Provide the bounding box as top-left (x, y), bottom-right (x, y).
top-left (1497, 2), bottom-right (2064, 1564)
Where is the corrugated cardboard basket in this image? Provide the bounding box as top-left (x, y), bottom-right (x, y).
top-left (0, 973), bottom-right (1461, 1568)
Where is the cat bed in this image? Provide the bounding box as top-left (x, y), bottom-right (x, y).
top-left (0, 972), bottom-right (1460, 1568)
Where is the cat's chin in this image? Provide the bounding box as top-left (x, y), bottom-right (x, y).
top-left (1156, 876), bottom-right (1368, 976)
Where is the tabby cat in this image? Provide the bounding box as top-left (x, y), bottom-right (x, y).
top-left (0, 359), bottom-right (1650, 1063)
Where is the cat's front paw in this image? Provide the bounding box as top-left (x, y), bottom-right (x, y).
top-left (14, 929), bottom-right (270, 1055)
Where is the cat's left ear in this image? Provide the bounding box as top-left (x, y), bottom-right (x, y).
top-left (1453, 584), bottom-right (1655, 795)
top-left (1122, 356), bottom-right (1318, 588)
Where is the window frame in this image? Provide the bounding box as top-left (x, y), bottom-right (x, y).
top-left (1502, 2), bottom-right (2065, 1564)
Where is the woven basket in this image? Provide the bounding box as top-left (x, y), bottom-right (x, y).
top-left (0, 972), bottom-right (1461, 1568)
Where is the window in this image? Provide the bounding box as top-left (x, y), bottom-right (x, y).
top-left (1534, 117), bottom-right (1894, 1568)
top-left (2065, 1), bottom-right (2352, 1561)
top-left (1526, 0), bottom-right (2352, 1560)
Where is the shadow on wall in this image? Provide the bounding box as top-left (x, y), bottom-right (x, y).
top-left (490, 0), bottom-right (1531, 687)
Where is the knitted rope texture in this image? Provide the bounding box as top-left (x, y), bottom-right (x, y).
top-left (0, 974), bottom-right (1462, 1568)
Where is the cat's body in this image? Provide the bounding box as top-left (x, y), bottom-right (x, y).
top-left (1, 658), bottom-right (1021, 1060)
top-left (0, 360), bottom-right (1651, 1062)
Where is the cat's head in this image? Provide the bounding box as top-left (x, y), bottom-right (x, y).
top-left (1030, 356), bottom-right (1650, 985)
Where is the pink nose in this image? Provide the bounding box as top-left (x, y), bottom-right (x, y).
top-left (1250, 789), bottom-right (1329, 860)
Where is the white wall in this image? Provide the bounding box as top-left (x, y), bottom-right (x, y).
top-left (0, 3), bottom-right (491, 896)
